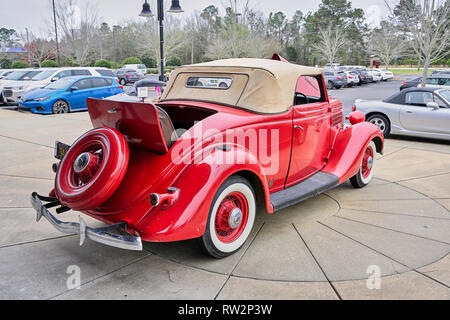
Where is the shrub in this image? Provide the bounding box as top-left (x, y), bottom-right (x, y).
top-left (41, 60), bottom-right (58, 67)
top-left (122, 57), bottom-right (142, 65)
top-left (166, 56), bottom-right (182, 66)
top-left (94, 59), bottom-right (113, 68)
top-left (12, 61), bottom-right (29, 68)
top-left (141, 55), bottom-right (156, 68)
top-left (447, 59), bottom-right (450, 68)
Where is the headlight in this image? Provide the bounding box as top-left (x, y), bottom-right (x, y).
top-left (34, 96), bottom-right (50, 101)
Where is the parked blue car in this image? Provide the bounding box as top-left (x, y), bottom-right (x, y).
top-left (18, 76), bottom-right (124, 114)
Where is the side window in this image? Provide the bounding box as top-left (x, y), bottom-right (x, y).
top-left (295, 76), bottom-right (323, 105)
top-left (73, 78), bottom-right (92, 90)
top-left (426, 78), bottom-right (440, 85)
top-left (92, 78), bottom-right (108, 87)
top-left (434, 95), bottom-right (447, 108)
top-left (405, 91), bottom-right (434, 106)
top-left (72, 69), bottom-right (91, 76)
top-left (55, 70), bottom-right (72, 80)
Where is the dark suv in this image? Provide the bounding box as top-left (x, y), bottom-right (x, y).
top-left (323, 70), bottom-right (347, 89)
top-left (115, 69), bottom-right (144, 85)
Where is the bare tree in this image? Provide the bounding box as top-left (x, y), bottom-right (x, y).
top-left (388, 0), bottom-right (450, 86)
top-left (312, 25), bottom-right (347, 64)
top-left (53, 0), bottom-right (99, 66)
top-left (368, 21), bottom-right (407, 69)
top-left (21, 32), bottom-right (56, 67)
top-left (206, 24), bottom-right (280, 59)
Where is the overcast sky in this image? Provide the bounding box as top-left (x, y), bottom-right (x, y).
top-left (0, 0), bottom-right (389, 36)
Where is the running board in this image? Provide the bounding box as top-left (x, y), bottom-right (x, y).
top-left (270, 172), bottom-right (339, 212)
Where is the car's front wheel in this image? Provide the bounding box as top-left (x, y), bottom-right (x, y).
top-left (200, 176), bottom-right (256, 258)
top-left (350, 140), bottom-right (377, 188)
top-left (366, 114), bottom-right (390, 137)
top-left (52, 100), bottom-right (70, 114)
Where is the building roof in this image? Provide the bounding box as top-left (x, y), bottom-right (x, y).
top-left (160, 58), bottom-right (322, 113)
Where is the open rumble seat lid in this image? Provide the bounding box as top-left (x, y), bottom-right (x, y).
top-left (87, 98), bottom-right (170, 154)
top-left (160, 58), bottom-right (322, 114)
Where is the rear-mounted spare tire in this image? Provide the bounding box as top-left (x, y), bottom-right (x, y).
top-left (55, 127), bottom-right (129, 210)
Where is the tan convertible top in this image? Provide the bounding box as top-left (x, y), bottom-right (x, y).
top-left (160, 58), bottom-right (322, 113)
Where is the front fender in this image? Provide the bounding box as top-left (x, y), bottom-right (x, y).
top-left (136, 144), bottom-right (272, 242)
top-left (322, 122), bottom-right (384, 183)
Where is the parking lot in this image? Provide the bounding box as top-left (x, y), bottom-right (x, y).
top-left (0, 77), bottom-right (449, 299)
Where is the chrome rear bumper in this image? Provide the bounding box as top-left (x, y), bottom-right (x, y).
top-left (31, 192), bottom-right (142, 251)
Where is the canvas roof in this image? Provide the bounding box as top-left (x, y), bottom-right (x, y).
top-left (159, 58), bottom-right (322, 113)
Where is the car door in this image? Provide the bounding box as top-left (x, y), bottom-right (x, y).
top-left (400, 90), bottom-right (449, 134)
top-left (285, 75), bottom-right (331, 187)
top-left (69, 78), bottom-right (94, 110)
top-left (91, 78), bottom-right (111, 99)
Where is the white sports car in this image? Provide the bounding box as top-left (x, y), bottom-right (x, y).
top-left (353, 87), bottom-right (450, 140)
top-left (379, 69), bottom-right (394, 81)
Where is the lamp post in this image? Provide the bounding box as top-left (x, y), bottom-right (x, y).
top-left (140, 0), bottom-right (183, 82)
top-left (51, 0), bottom-right (61, 66)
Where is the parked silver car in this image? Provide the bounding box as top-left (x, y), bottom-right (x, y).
top-left (353, 87), bottom-right (450, 140)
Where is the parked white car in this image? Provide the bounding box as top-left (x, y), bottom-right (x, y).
top-left (0, 69), bottom-right (43, 104)
top-left (367, 69), bottom-right (383, 82)
top-left (419, 74), bottom-right (450, 90)
top-left (379, 69), bottom-right (394, 81)
top-left (2, 67), bottom-right (115, 105)
top-left (343, 70), bottom-right (360, 86)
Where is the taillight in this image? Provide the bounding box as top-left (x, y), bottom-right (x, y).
top-left (126, 74), bottom-right (132, 77)
top-left (352, 105), bottom-right (356, 111)
top-left (118, 85), bottom-right (123, 89)
top-left (348, 76), bottom-right (352, 79)
top-left (336, 77), bottom-right (342, 80)
top-left (401, 82), bottom-right (406, 85)
top-left (361, 75), bottom-right (366, 78)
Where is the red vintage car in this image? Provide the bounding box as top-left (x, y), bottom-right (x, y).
top-left (31, 55), bottom-right (384, 258)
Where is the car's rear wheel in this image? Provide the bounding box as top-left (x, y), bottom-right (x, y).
top-left (327, 81), bottom-right (334, 89)
top-left (367, 114), bottom-right (390, 137)
top-left (199, 176), bottom-right (256, 258)
top-left (350, 141), bottom-right (376, 188)
top-left (52, 100), bottom-right (70, 114)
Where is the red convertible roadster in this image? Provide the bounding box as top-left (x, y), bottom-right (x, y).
top-left (31, 56), bottom-right (383, 258)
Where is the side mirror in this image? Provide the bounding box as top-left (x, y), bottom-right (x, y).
top-left (70, 86), bottom-right (79, 91)
top-left (51, 77), bottom-right (58, 82)
top-left (426, 101), bottom-right (439, 110)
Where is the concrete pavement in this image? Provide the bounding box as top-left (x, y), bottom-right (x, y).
top-left (0, 108), bottom-right (449, 300)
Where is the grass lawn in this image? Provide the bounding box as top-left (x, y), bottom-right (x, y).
top-left (387, 68), bottom-right (434, 75)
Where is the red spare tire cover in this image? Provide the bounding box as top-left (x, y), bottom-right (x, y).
top-left (55, 127), bottom-right (129, 210)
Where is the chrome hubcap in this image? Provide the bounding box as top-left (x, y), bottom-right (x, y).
top-left (367, 156), bottom-right (373, 170)
top-left (73, 152), bottom-right (91, 173)
top-left (228, 208), bottom-right (243, 229)
top-left (370, 118), bottom-right (385, 131)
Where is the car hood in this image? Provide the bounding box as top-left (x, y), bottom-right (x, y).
top-left (22, 88), bottom-right (59, 100)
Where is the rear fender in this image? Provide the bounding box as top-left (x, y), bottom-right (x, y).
top-left (322, 122), bottom-right (384, 183)
top-left (136, 144), bottom-right (272, 242)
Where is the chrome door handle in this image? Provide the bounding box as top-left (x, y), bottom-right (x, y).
top-left (406, 111), bottom-right (413, 113)
top-left (294, 125), bottom-right (304, 130)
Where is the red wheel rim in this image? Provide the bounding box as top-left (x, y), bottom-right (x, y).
top-left (361, 145), bottom-right (374, 178)
top-left (215, 192), bottom-right (249, 243)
